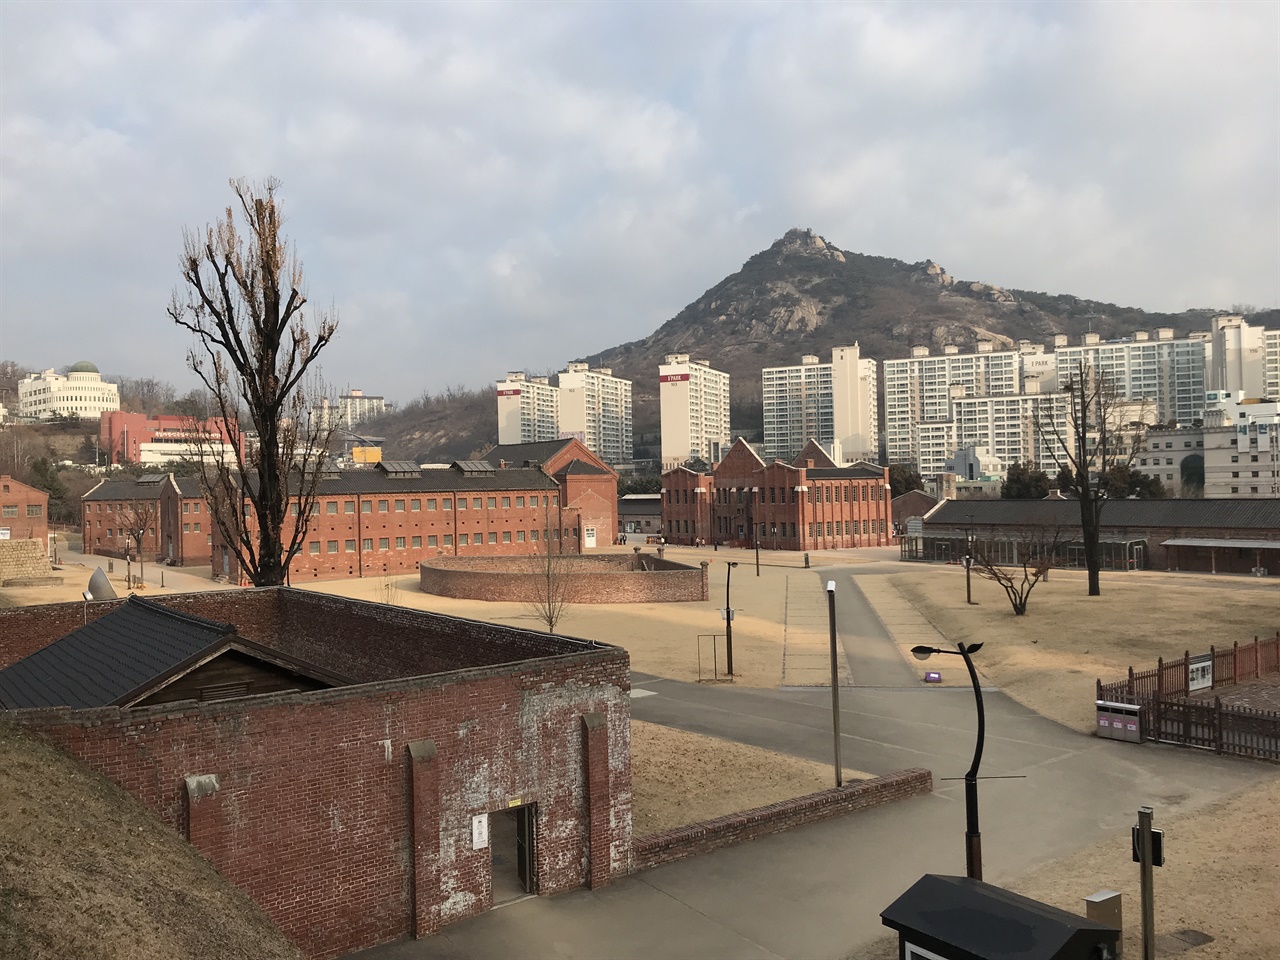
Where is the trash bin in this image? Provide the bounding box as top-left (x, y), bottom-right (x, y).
top-left (1095, 701), bottom-right (1142, 742)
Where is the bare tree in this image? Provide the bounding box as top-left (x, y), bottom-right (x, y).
top-left (168, 178), bottom-right (338, 586)
top-left (971, 524), bottom-right (1066, 616)
top-left (525, 527), bottom-right (576, 633)
top-left (1036, 360), bottom-right (1151, 597)
top-left (118, 499), bottom-right (159, 586)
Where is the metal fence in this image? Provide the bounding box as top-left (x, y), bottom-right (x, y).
top-left (1096, 633), bottom-right (1280, 762)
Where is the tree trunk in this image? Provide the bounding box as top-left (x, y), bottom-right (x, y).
top-left (1078, 492), bottom-right (1102, 596)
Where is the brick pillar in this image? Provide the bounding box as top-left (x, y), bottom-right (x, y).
top-left (581, 713), bottom-right (611, 889)
top-left (699, 561), bottom-right (709, 601)
top-left (184, 774), bottom-right (226, 866)
top-left (408, 740), bottom-right (440, 937)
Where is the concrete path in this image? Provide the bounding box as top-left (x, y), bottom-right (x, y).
top-left (354, 676), bottom-right (1275, 960)
top-left (780, 574), bottom-right (850, 688)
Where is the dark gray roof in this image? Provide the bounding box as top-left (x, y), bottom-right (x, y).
top-left (172, 476), bottom-right (204, 498)
top-left (558, 459), bottom-right (610, 476)
top-left (377, 460), bottom-right (422, 476)
top-left (806, 465), bottom-right (888, 480)
top-left (927, 497), bottom-right (1280, 531)
top-left (483, 439), bottom-right (575, 467)
top-left (311, 464), bottom-right (557, 495)
top-left (881, 874), bottom-right (1117, 960)
top-left (83, 478), bottom-right (170, 501)
top-left (0, 596), bottom-right (235, 709)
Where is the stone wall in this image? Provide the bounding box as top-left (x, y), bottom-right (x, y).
top-left (419, 552), bottom-right (709, 603)
top-left (0, 539), bottom-right (53, 585)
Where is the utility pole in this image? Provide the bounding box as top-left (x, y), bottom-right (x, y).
top-left (1138, 805), bottom-right (1156, 960)
top-left (724, 561), bottom-right (738, 677)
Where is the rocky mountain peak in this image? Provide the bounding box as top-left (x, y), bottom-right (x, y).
top-left (772, 227), bottom-right (847, 263)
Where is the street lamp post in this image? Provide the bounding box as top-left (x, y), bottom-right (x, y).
top-left (965, 514), bottom-right (975, 605)
top-left (724, 561), bottom-right (739, 677)
top-left (912, 641), bottom-right (986, 880)
top-left (826, 580), bottom-right (843, 787)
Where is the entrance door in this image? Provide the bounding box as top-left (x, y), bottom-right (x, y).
top-left (516, 804), bottom-right (536, 894)
top-left (584, 526), bottom-right (596, 549)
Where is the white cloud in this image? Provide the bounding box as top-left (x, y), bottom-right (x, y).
top-left (0, 0), bottom-right (1275, 399)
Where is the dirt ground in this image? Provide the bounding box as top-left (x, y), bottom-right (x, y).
top-left (631, 721), bottom-right (869, 836)
top-left (0, 721), bottom-right (301, 960)
top-left (888, 566), bottom-right (1280, 732)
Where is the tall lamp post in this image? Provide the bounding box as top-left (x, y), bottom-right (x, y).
top-left (912, 641), bottom-right (986, 880)
top-left (964, 513), bottom-right (976, 605)
top-left (724, 561), bottom-right (739, 676)
top-left (826, 580), bottom-right (843, 787)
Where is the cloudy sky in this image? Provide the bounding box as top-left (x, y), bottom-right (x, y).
top-left (2, 1), bottom-right (1277, 402)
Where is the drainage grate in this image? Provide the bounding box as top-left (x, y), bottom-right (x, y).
top-left (1154, 929), bottom-right (1215, 954)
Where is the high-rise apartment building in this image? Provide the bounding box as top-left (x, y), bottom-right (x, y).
top-left (659, 354), bottom-right (730, 469)
top-left (496, 372), bottom-right (560, 445)
top-left (556, 363), bottom-right (633, 466)
top-left (1210, 314), bottom-right (1280, 400)
top-left (1055, 328), bottom-right (1208, 425)
top-left (762, 345), bottom-right (878, 463)
top-left (883, 344), bottom-right (1021, 465)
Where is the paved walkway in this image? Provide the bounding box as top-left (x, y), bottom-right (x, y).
top-left (350, 557), bottom-right (1278, 960)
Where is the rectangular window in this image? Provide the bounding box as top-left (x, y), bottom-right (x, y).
top-left (378, 500), bottom-right (389, 513)
top-left (502, 496), bottom-right (511, 508)
top-left (327, 541), bottom-right (338, 554)
top-left (457, 498), bottom-right (467, 510)
top-left (413, 536), bottom-right (423, 547)
top-left (551, 496), bottom-right (559, 507)
top-left (361, 501), bottom-right (371, 514)
top-left (309, 541), bottom-right (320, 554)
top-left (183, 523), bottom-right (191, 533)
top-left (411, 499), bottom-right (421, 511)
top-left (326, 501), bottom-right (338, 514)
top-left (345, 539), bottom-right (356, 552)
top-left (427, 535), bottom-right (437, 547)
top-left (290, 503), bottom-right (299, 516)
top-left (531, 529), bottom-right (540, 541)
top-left (193, 501), bottom-right (201, 513)
top-left (183, 503), bottom-right (190, 514)
top-left (395, 500), bottom-right (405, 513)
top-left (27, 504), bottom-right (42, 517)
top-left (378, 537), bottom-right (389, 550)
top-left (194, 523), bottom-right (200, 532)
top-left (442, 534), bottom-right (451, 546)
top-left (459, 533), bottom-right (469, 545)
top-left (543, 496), bottom-right (549, 508)
top-left (488, 532), bottom-right (498, 544)
top-left (487, 497), bottom-right (497, 508)
top-left (516, 496), bottom-right (525, 507)
top-left (516, 530), bottom-right (525, 542)
top-left (345, 501), bottom-right (355, 513)
top-left (502, 531), bottom-right (512, 543)
top-left (473, 498), bottom-right (483, 509)
top-left (362, 538), bottom-right (373, 551)
top-left (826, 522), bottom-right (832, 536)
top-left (396, 536), bottom-right (406, 549)
top-left (207, 535), bottom-right (212, 544)
top-left (443, 499), bottom-right (452, 511)
top-left (427, 499), bottom-right (437, 511)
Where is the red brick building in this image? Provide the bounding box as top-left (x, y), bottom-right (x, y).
top-left (662, 438), bottom-right (893, 550)
top-left (99, 412), bottom-right (241, 467)
top-left (81, 474), bottom-right (167, 560)
top-left (485, 438), bottom-right (619, 550)
top-left (0, 589), bottom-right (632, 958)
top-left (159, 475), bottom-right (213, 567)
top-left (0, 475), bottom-right (49, 547)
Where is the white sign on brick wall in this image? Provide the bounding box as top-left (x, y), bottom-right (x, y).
top-left (472, 814), bottom-right (489, 850)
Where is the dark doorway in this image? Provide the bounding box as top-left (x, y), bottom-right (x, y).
top-left (490, 804), bottom-right (537, 905)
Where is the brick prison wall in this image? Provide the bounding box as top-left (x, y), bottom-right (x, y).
top-left (6, 648), bottom-right (633, 959)
top-left (632, 768), bottom-right (933, 872)
top-left (419, 554), bottom-right (709, 604)
top-left (0, 539), bottom-right (53, 584)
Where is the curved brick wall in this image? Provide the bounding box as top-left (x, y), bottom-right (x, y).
top-left (420, 553), bottom-right (709, 603)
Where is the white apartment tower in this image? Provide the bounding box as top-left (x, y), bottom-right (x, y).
top-left (496, 372), bottom-right (560, 445)
top-left (659, 354), bottom-right (730, 469)
top-left (883, 343), bottom-right (1021, 465)
top-left (557, 362), bottom-right (633, 465)
top-left (762, 345), bottom-right (878, 462)
top-left (1210, 314), bottom-right (1280, 400)
top-left (1055, 328), bottom-right (1208, 425)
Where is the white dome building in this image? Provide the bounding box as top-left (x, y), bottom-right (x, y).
top-left (18, 361), bottom-right (121, 421)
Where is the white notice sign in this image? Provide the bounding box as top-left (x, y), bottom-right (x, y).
top-left (472, 814), bottom-right (489, 850)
